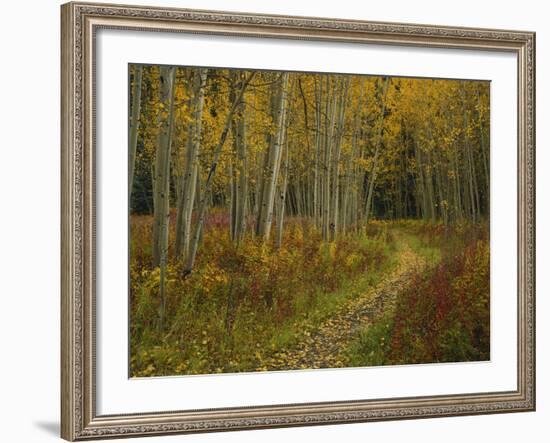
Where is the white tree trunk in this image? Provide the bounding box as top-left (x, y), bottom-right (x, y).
top-left (276, 140), bottom-right (290, 249)
top-left (129, 65), bottom-right (143, 201)
top-left (234, 87), bottom-right (248, 243)
top-left (364, 77), bottom-right (390, 223)
top-left (257, 73), bottom-right (290, 241)
top-left (152, 66), bottom-right (176, 267)
top-left (175, 69), bottom-right (208, 256)
top-left (151, 66), bottom-right (176, 330)
top-left (330, 77), bottom-right (350, 241)
top-left (184, 72), bottom-right (255, 276)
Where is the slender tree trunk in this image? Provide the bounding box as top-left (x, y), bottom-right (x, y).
top-left (129, 65), bottom-right (143, 202)
top-left (175, 69), bottom-right (208, 256)
top-left (151, 66), bottom-right (176, 331)
top-left (477, 89), bottom-right (490, 215)
top-left (152, 66), bottom-right (176, 267)
top-left (365, 77), bottom-right (390, 223)
top-left (426, 149), bottom-right (436, 222)
top-left (414, 139), bottom-right (428, 220)
top-left (330, 77), bottom-right (350, 240)
top-left (313, 77), bottom-right (322, 228)
top-left (175, 134), bottom-right (192, 254)
top-left (461, 82), bottom-right (481, 223)
top-left (234, 76), bottom-right (248, 243)
top-left (276, 140), bottom-right (290, 248)
top-left (297, 78), bottom-right (313, 219)
top-left (341, 164), bottom-right (350, 234)
top-left (469, 141), bottom-right (481, 221)
top-left (257, 73), bottom-right (290, 241)
top-left (229, 160), bottom-right (237, 240)
top-left (183, 72), bottom-right (255, 277)
top-left (255, 78), bottom-right (279, 235)
top-left (322, 76), bottom-right (338, 241)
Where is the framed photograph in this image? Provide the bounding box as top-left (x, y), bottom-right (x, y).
top-left (61, 1), bottom-right (535, 440)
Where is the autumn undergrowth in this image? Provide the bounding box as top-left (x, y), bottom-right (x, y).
top-left (129, 212), bottom-right (397, 376)
top-left (346, 220), bottom-right (490, 366)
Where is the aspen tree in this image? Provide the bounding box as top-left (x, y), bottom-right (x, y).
top-left (151, 66), bottom-right (176, 330)
top-left (129, 65), bottom-right (143, 200)
top-left (364, 77), bottom-right (390, 223)
top-left (175, 68), bottom-right (208, 256)
top-left (183, 72), bottom-right (255, 277)
top-left (257, 72), bottom-right (290, 241)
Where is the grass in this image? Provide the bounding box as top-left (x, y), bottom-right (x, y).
top-left (402, 232), bottom-right (441, 265)
top-left (129, 213), bottom-right (398, 376)
top-left (129, 215), bottom-right (489, 376)
top-left (266, 251), bottom-right (399, 351)
top-left (345, 220), bottom-right (490, 367)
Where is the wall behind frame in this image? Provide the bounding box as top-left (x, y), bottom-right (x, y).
top-left (0, 0), bottom-right (545, 442)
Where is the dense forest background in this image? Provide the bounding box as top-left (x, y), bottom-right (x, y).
top-left (129, 65), bottom-right (490, 377)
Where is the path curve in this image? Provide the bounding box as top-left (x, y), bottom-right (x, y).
top-left (262, 242), bottom-right (426, 371)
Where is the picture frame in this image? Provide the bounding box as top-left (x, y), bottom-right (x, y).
top-left (61, 1), bottom-right (536, 440)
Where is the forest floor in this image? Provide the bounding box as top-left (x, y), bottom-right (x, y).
top-left (261, 235), bottom-right (428, 371)
top-left (131, 219), bottom-right (489, 376)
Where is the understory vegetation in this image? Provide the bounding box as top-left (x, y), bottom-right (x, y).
top-left (130, 215), bottom-right (397, 376)
top-left (346, 221), bottom-right (489, 367)
top-left (130, 217), bottom-right (489, 376)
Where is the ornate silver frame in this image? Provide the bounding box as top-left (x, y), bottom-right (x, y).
top-left (61, 2), bottom-right (536, 440)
